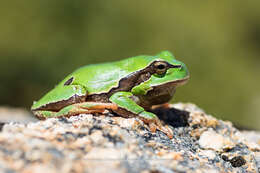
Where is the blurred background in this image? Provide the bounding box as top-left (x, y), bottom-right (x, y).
top-left (0, 1), bottom-right (259, 129)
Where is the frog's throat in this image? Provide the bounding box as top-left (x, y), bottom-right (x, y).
top-left (138, 76), bottom-right (189, 106)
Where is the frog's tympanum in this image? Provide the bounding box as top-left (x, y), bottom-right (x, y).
top-left (31, 51), bottom-right (189, 138)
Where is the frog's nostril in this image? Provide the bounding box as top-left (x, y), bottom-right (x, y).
top-left (175, 65), bottom-right (182, 71)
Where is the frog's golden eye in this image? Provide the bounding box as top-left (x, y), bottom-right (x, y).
top-left (154, 61), bottom-right (168, 75)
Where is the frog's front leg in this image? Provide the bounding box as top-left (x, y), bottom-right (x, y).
top-left (109, 92), bottom-right (173, 138)
top-left (33, 102), bottom-right (118, 119)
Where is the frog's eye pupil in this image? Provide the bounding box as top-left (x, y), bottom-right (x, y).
top-left (154, 61), bottom-right (167, 70)
top-left (157, 64), bottom-right (166, 69)
top-left (153, 61), bottom-right (168, 75)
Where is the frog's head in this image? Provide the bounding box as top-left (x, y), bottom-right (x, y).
top-left (149, 50), bottom-right (189, 87)
top-left (132, 51), bottom-right (189, 106)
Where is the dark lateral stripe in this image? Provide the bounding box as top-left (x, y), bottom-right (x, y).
top-left (32, 95), bottom-right (86, 112)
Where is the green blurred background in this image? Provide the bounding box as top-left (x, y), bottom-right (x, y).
top-left (0, 1), bottom-right (259, 129)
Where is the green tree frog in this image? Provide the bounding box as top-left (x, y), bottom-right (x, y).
top-left (31, 51), bottom-right (189, 138)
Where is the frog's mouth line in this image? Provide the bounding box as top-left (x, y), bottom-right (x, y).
top-left (158, 76), bottom-right (190, 87)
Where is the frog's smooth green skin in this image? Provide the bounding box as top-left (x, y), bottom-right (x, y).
top-left (31, 51), bottom-right (189, 138)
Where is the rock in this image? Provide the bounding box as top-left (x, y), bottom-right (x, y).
top-left (0, 103), bottom-right (259, 173)
top-left (198, 149), bottom-right (216, 160)
top-left (240, 131), bottom-right (260, 150)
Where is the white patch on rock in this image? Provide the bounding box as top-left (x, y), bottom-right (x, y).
top-left (198, 150), bottom-right (216, 160)
top-left (199, 129), bottom-right (234, 151)
top-left (84, 147), bottom-right (125, 160)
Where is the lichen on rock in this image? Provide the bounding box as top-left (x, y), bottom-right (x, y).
top-left (0, 103), bottom-right (259, 173)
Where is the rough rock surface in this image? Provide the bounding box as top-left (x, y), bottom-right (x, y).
top-left (0, 103), bottom-right (259, 173)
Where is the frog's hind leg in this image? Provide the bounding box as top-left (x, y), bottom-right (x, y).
top-left (34, 102), bottom-right (118, 119)
top-left (58, 102), bottom-right (118, 117)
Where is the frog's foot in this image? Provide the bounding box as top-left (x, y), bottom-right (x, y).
top-left (139, 112), bottom-right (173, 139)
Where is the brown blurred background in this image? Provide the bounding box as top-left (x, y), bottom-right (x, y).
top-left (0, 1), bottom-right (259, 129)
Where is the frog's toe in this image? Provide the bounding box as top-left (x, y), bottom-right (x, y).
top-left (146, 117), bottom-right (173, 139)
top-left (153, 118), bottom-right (173, 139)
top-left (148, 122), bottom-right (157, 133)
top-left (158, 125), bottom-right (173, 139)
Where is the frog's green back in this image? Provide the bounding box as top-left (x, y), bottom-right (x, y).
top-left (60, 55), bottom-right (151, 94)
top-left (57, 51), bottom-right (177, 95)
